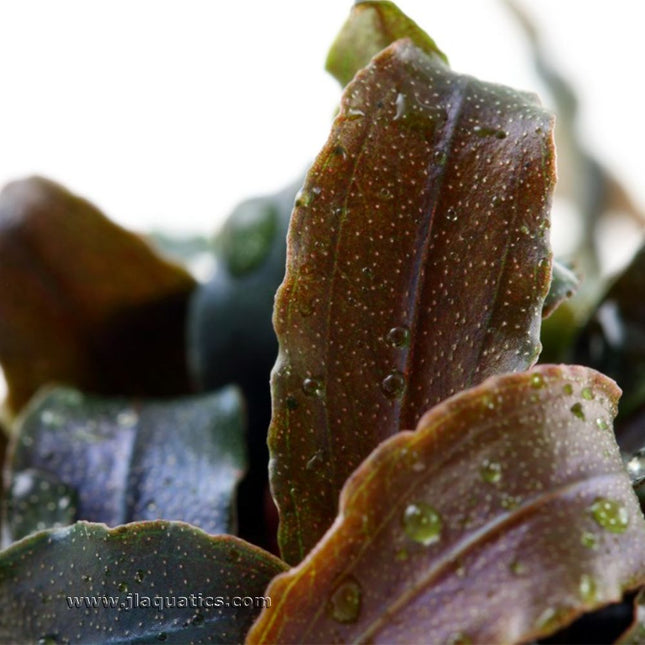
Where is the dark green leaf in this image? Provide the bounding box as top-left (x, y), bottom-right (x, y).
top-left (572, 243), bottom-right (645, 449)
top-left (4, 386), bottom-right (246, 543)
top-left (616, 588), bottom-right (645, 644)
top-left (250, 365), bottom-right (645, 644)
top-left (542, 259), bottom-right (580, 319)
top-left (326, 1), bottom-right (447, 86)
top-left (0, 520), bottom-right (287, 643)
top-left (270, 39), bottom-right (555, 563)
top-left (188, 179), bottom-right (299, 549)
top-left (0, 177), bottom-right (196, 415)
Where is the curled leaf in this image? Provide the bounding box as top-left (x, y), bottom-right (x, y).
top-left (250, 365), bottom-right (645, 644)
top-left (0, 521), bottom-right (287, 643)
top-left (4, 386), bottom-right (246, 544)
top-left (542, 259), bottom-right (580, 319)
top-left (326, 0), bottom-right (447, 86)
top-left (270, 38), bottom-right (555, 562)
top-left (0, 177), bottom-right (196, 414)
top-left (573, 242), bottom-right (645, 450)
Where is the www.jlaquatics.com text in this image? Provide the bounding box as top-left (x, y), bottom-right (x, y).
top-left (66, 593), bottom-right (271, 612)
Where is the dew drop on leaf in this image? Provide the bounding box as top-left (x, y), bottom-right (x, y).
top-left (402, 502), bottom-right (442, 546)
top-left (579, 574), bottom-right (597, 603)
top-left (381, 370), bottom-right (406, 399)
top-left (302, 378), bottom-right (324, 398)
top-left (446, 632), bottom-right (472, 645)
top-left (589, 498), bottom-right (629, 533)
top-left (580, 531), bottom-right (598, 549)
top-left (385, 326), bottom-right (411, 348)
top-left (595, 417), bottom-right (609, 431)
top-left (118, 581), bottom-right (128, 593)
top-left (134, 569), bottom-right (145, 583)
top-left (327, 576), bottom-right (362, 624)
top-left (570, 402), bottom-right (585, 420)
top-left (509, 560), bottom-right (526, 575)
top-left (530, 373), bottom-right (545, 389)
top-left (563, 383), bottom-right (573, 395)
top-left (480, 459), bottom-right (502, 484)
top-left (581, 387), bottom-right (594, 401)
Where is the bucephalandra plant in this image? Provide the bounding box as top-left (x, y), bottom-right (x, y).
top-left (1, 2), bottom-right (645, 643)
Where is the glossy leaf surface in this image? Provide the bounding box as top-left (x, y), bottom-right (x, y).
top-left (270, 38), bottom-right (555, 562)
top-left (573, 243), bottom-right (645, 449)
top-left (0, 521), bottom-right (287, 643)
top-left (0, 177), bottom-right (196, 414)
top-left (188, 179), bottom-right (299, 549)
top-left (326, 0), bottom-right (447, 86)
top-left (251, 365), bottom-right (645, 644)
top-left (4, 386), bottom-right (246, 543)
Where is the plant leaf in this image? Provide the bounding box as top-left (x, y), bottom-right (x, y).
top-left (250, 365), bottom-right (645, 644)
top-left (542, 259), bottom-right (580, 319)
top-left (325, 0), bottom-right (447, 87)
top-left (270, 38), bottom-right (555, 562)
top-left (0, 176), bottom-right (196, 415)
top-left (572, 243), bottom-right (645, 450)
top-left (0, 520), bottom-right (287, 643)
top-left (4, 386), bottom-right (246, 543)
top-left (617, 588), bottom-right (645, 644)
top-left (188, 179), bottom-right (299, 550)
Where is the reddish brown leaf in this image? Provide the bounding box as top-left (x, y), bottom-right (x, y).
top-left (269, 39), bottom-right (555, 562)
top-left (0, 177), bottom-right (196, 413)
top-left (251, 365), bottom-right (645, 644)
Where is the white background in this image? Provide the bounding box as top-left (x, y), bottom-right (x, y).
top-left (0, 0), bottom-right (642, 404)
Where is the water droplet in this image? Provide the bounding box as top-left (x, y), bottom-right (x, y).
top-left (509, 560), bottom-right (526, 575)
top-left (157, 633), bottom-right (167, 642)
top-left (146, 501), bottom-right (157, 513)
top-left (563, 384), bottom-right (574, 395)
top-left (446, 633), bottom-right (472, 645)
top-left (345, 107), bottom-right (365, 120)
top-left (596, 418), bottom-right (609, 431)
top-left (581, 387), bottom-right (594, 401)
top-left (306, 451), bottom-right (324, 471)
top-left (473, 125), bottom-right (507, 139)
top-left (580, 531), bottom-right (598, 549)
top-left (482, 394), bottom-right (496, 410)
top-left (433, 150), bottom-right (447, 166)
top-left (570, 402), bottom-right (585, 420)
top-left (302, 378), bottom-right (324, 398)
top-left (327, 576), bottom-right (361, 624)
top-left (589, 498), bottom-right (629, 533)
top-left (379, 187), bottom-right (395, 200)
top-left (393, 92), bottom-right (407, 120)
top-left (579, 574), bottom-right (597, 603)
top-left (286, 396), bottom-right (299, 411)
top-left (332, 144), bottom-right (347, 159)
top-left (501, 494), bottom-right (521, 510)
top-left (626, 450), bottom-right (645, 484)
top-left (535, 607), bottom-right (561, 631)
top-left (402, 502), bottom-right (442, 546)
top-left (446, 207), bottom-right (458, 222)
top-left (295, 189), bottom-right (313, 208)
top-left (530, 373), bottom-right (545, 389)
top-left (386, 326), bottom-right (410, 348)
top-left (394, 547), bottom-right (408, 561)
top-left (134, 569), bottom-right (145, 583)
top-left (480, 459), bottom-right (502, 484)
top-left (381, 370), bottom-right (406, 399)
top-left (118, 581), bottom-right (128, 593)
